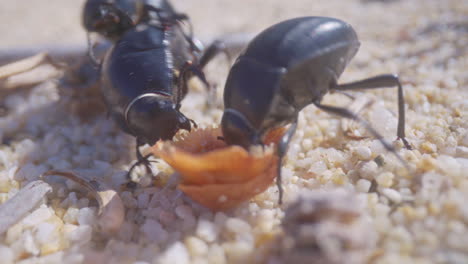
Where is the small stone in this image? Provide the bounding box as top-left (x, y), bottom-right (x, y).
top-left (421, 141), bottom-right (437, 153)
top-left (63, 224), bottom-right (78, 236)
top-left (0, 245), bottom-right (14, 264)
top-left (302, 139), bottom-right (313, 150)
top-left (158, 210), bottom-right (176, 227)
top-left (222, 241), bottom-right (253, 262)
top-left (77, 207), bottom-right (96, 226)
top-left (207, 244), bottom-right (227, 264)
top-left (225, 218), bottom-right (251, 234)
top-left (68, 225), bottom-right (92, 244)
top-left (196, 219), bottom-right (218, 242)
top-left (185, 236), bottom-right (209, 257)
top-left (175, 205), bottom-right (194, 220)
top-left (6, 223), bottom-right (23, 244)
top-left (23, 230), bottom-right (40, 256)
top-left (376, 172), bottom-right (394, 188)
top-left (359, 161), bottom-right (378, 180)
top-left (354, 146), bottom-right (372, 160)
top-left (141, 219), bottom-right (168, 244)
top-left (356, 179), bottom-right (371, 193)
top-left (22, 206), bottom-right (53, 227)
top-left (63, 207), bottom-right (80, 224)
top-left (156, 242), bottom-right (189, 264)
top-left (35, 222), bottom-right (58, 245)
top-left (137, 193), bottom-right (150, 209)
top-left (381, 188), bottom-right (402, 204)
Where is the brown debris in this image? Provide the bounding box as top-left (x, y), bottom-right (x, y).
top-left (41, 170), bottom-right (124, 234)
top-left (151, 127), bottom-right (285, 211)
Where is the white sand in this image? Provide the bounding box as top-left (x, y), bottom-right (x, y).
top-left (0, 0), bottom-right (467, 263)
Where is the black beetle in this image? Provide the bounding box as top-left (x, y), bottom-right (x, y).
top-left (100, 2), bottom-right (224, 177)
top-left (82, 0), bottom-right (137, 41)
top-left (82, 0), bottom-right (204, 64)
top-left (221, 16), bottom-right (411, 203)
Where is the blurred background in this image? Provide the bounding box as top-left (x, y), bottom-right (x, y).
top-left (0, 0), bottom-right (464, 64)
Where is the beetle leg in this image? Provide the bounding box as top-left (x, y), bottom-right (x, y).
top-left (86, 33), bottom-right (101, 68)
top-left (276, 121), bottom-right (298, 205)
top-left (331, 74), bottom-right (412, 149)
top-left (314, 103), bottom-right (410, 171)
top-left (126, 138), bottom-right (155, 188)
top-left (198, 40), bottom-right (231, 69)
top-left (179, 61), bottom-right (209, 101)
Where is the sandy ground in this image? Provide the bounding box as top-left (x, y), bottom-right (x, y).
top-left (0, 0), bottom-right (467, 263)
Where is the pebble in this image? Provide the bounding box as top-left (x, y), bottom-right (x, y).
top-left (156, 242), bottom-right (189, 264)
top-left (196, 219), bottom-right (218, 242)
top-left (381, 188), bottom-right (403, 204)
top-left (175, 205), bottom-right (194, 220)
top-left (185, 236), bottom-right (209, 257)
top-left (356, 179), bottom-right (372, 193)
top-left (137, 193), bottom-right (150, 209)
top-left (141, 219), bottom-right (168, 244)
top-left (77, 207), bottom-right (96, 226)
top-left (355, 146), bottom-right (372, 160)
top-left (34, 222), bottom-right (58, 245)
top-left (63, 208), bottom-right (79, 224)
top-left (67, 226), bottom-right (92, 247)
top-left (225, 218), bottom-right (251, 234)
top-left (0, 245), bottom-right (14, 264)
top-left (376, 172), bottom-right (395, 188)
top-left (22, 206), bottom-right (53, 227)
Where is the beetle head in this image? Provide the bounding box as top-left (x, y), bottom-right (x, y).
top-left (221, 109), bottom-right (262, 149)
top-left (125, 95), bottom-right (191, 145)
top-left (82, 1), bottom-right (134, 40)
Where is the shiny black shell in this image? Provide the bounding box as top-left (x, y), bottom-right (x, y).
top-left (100, 24), bottom-right (192, 134)
top-left (223, 16), bottom-right (360, 133)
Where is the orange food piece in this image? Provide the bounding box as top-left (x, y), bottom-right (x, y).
top-left (151, 127), bottom-right (284, 211)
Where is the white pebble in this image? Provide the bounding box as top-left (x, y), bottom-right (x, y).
top-left (23, 230), bottom-right (40, 256)
top-left (186, 236), bottom-right (209, 256)
top-left (63, 224), bottom-right (78, 236)
top-left (63, 207), bottom-right (80, 224)
top-left (196, 219), bottom-right (218, 242)
top-left (355, 146), bottom-right (372, 160)
top-left (0, 245), bottom-right (14, 264)
top-left (302, 139), bottom-right (313, 150)
top-left (376, 172), bottom-right (394, 188)
top-left (225, 218), bottom-right (251, 234)
top-left (22, 206), bottom-right (52, 227)
top-left (77, 207), bottom-right (96, 226)
top-left (156, 242), bottom-right (189, 264)
top-left (359, 161), bottom-right (378, 180)
top-left (307, 160), bottom-right (328, 176)
top-left (69, 225), bottom-right (93, 244)
top-left (356, 179), bottom-right (372, 193)
top-left (207, 244), bottom-right (227, 264)
top-left (381, 188), bottom-right (402, 204)
top-left (34, 222), bottom-right (57, 245)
